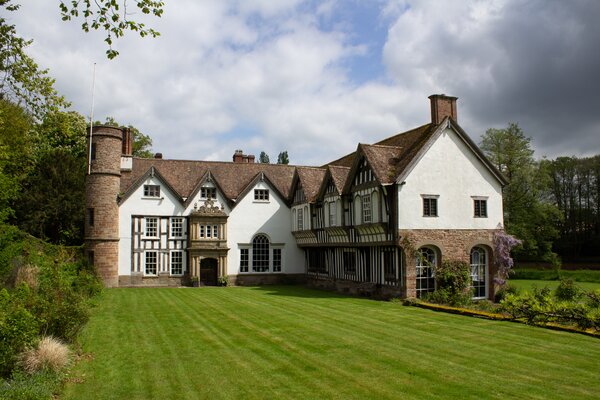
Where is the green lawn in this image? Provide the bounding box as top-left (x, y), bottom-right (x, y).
top-left (64, 286), bottom-right (600, 400)
top-left (509, 279), bottom-right (600, 293)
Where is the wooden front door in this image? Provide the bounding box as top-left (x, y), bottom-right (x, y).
top-left (200, 258), bottom-right (218, 286)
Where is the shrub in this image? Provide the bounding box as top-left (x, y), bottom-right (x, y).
top-left (554, 279), bottom-right (581, 301)
top-left (424, 260), bottom-right (473, 307)
top-left (19, 337), bottom-right (70, 374)
top-left (494, 283), bottom-right (519, 303)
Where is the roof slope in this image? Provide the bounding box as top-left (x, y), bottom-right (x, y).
top-left (120, 159), bottom-right (296, 203)
top-left (296, 167), bottom-right (326, 202)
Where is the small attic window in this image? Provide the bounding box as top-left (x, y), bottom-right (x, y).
top-left (201, 187), bottom-right (216, 199)
top-left (354, 159), bottom-right (374, 186)
top-left (144, 185), bottom-right (160, 198)
top-left (254, 189), bottom-right (269, 202)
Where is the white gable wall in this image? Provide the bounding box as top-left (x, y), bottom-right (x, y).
top-left (227, 180), bottom-right (304, 275)
top-left (397, 126), bottom-right (504, 230)
top-left (118, 175), bottom-right (186, 276)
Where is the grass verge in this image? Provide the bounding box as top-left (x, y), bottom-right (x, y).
top-left (63, 286), bottom-right (600, 400)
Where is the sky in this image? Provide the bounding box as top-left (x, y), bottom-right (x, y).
top-left (9, 0), bottom-right (600, 165)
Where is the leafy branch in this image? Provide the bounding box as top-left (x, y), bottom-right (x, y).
top-left (59, 0), bottom-right (164, 59)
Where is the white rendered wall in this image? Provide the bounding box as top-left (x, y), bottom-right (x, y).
top-left (397, 127), bottom-right (504, 230)
top-left (227, 181), bottom-right (304, 275)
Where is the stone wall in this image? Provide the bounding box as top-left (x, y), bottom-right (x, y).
top-left (399, 229), bottom-right (499, 299)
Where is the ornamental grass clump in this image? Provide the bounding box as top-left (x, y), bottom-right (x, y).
top-left (20, 336), bottom-right (70, 374)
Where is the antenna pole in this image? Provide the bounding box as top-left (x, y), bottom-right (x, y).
top-left (87, 63), bottom-right (97, 175)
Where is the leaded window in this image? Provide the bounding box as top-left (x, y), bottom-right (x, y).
top-left (145, 217), bottom-right (158, 237)
top-left (416, 247), bottom-right (436, 298)
top-left (171, 251), bottom-right (183, 275)
top-left (362, 194), bottom-right (372, 223)
top-left (254, 189), bottom-right (269, 201)
top-left (297, 208), bottom-right (304, 231)
top-left (145, 251), bottom-right (157, 275)
top-left (171, 217), bottom-right (183, 237)
top-left (423, 197), bottom-right (438, 217)
top-left (474, 199), bottom-right (488, 218)
top-left (252, 235), bottom-right (270, 272)
top-left (201, 187), bottom-right (216, 199)
top-left (470, 247), bottom-right (487, 299)
top-left (273, 249), bottom-right (282, 272)
top-left (144, 185), bottom-right (160, 197)
top-left (329, 201), bottom-right (336, 226)
top-left (240, 248), bottom-right (249, 272)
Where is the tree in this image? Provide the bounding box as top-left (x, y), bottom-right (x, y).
top-left (0, 99), bottom-right (34, 222)
top-left (480, 123), bottom-right (561, 263)
top-left (259, 151), bottom-right (270, 164)
top-left (100, 117), bottom-right (153, 157)
top-left (59, 0), bottom-right (164, 59)
top-left (277, 151), bottom-right (289, 165)
top-left (0, 1), bottom-right (68, 118)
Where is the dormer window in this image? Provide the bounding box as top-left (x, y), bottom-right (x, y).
top-left (254, 189), bottom-right (269, 201)
top-left (201, 187), bottom-right (217, 199)
top-left (326, 179), bottom-right (336, 194)
top-left (144, 185), bottom-right (160, 198)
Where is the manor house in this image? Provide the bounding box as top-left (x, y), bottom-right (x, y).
top-left (84, 94), bottom-right (506, 299)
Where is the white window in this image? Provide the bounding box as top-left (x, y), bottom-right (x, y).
top-left (206, 225), bottom-right (212, 238)
top-left (252, 234), bottom-right (270, 272)
top-left (144, 185), bottom-right (160, 198)
top-left (470, 247), bottom-right (488, 299)
top-left (213, 225), bottom-right (218, 239)
top-left (362, 194), bottom-right (372, 223)
top-left (201, 187), bottom-right (216, 199)
top-left (145, 251), bottom-right (157, 275)
top-left (297, 208), bottom-right (304, 231)
top-left (171, 251), bottom-right (183, 275)
top-left (240, 248), bottom-right (249, 272)
top-left (199, 225), bottom-right (205, 238)
top-left (171, 217), bottom-right (183, 237)
top-left (329, 201), bottom-right (336, 227)
top-left (254, 189), bottom-right (269, 201)
top-left (416, 247), bottom-right (436, 298)
top-left (273, 248), bottom-right (282, 272)
top-left (145, 217), bottom-right (158, 237)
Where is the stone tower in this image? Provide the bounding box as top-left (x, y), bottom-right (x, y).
top-left (84, 125), bottom-right (124, 287)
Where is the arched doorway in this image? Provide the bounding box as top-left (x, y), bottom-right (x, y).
top-left (200, 258), bottom-right (218, 286)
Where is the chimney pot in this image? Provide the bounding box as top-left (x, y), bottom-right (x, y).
top-left (429, 94), bottom-right (458, 125)
top-left (154, 153), bottom-right (163, 159)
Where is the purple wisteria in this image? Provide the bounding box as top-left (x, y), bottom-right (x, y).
top-left (493, 231), bottom-right (522, 286)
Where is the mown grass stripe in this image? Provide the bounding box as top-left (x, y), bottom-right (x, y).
top-left (63, 287), bottom-right (600, 400)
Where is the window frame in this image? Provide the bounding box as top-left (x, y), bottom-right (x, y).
top-left (240, 248), bottom-right (249, 273)
top-left (252, 234), bottom-right (270, 272)
top-left (145, 217), bottom-right (158, 238)
top-left (470, 246), bottom-right (488, 299)
top-left (473, 198), bottom-right (488, 218)
top-left (328, 201), bottom-right (336, 227)
top-left (416, 247), bottom-right (437, 298)
top-left (362, 194), bottom-right (372, 223)
top-left (297, 208), bottom-right (304, 231)
top-left (145, 251), bottom-right (158, 276)
top-left (143, 184), bottom-right (161, 198)
top-left (273, 248), bottom-right (282, 273)
top-left (170, 250), bottom-right (184, 276)
top-left (170, 217), bottom-right (184, 238)
top-left (422, 195), bottom-right (439, 217)
top-left (254, 189), bottom-right (270, 202)
top-left (200, 187), bottom-right (217, 199)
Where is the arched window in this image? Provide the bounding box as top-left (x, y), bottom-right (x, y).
top-left (354, 195), bottom-right (362, 225)
top-left (371, 191), bottom-right (379, 223)
top-left (252, 234), bottom-right (270, 272)
top-left (416, 247), bottom-right (437, 298)
top-left (470, 247), bottom-right (487, 299)
top-left (292, 209), bottom-right (297, 230)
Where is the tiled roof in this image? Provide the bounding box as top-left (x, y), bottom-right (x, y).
top-left (120, 120), bottom-right (489, 206)
top-left (296, 167), bottom-right (326, 202)
top-left (328, 166), bottom-right (350, 194)
top-left (120, 159), bottom-right (296, 203)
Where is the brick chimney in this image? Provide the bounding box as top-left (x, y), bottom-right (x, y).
top-left (233, 150), bottom-right (255, 163)
top-left (121, 128), bottom-right (133, 156)
top-left (429, 94), bottom-right (458, 125)
top-left (233, 150), bottom-right (244, 163)
top-left (154, 153), bottom-right (163, 159)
